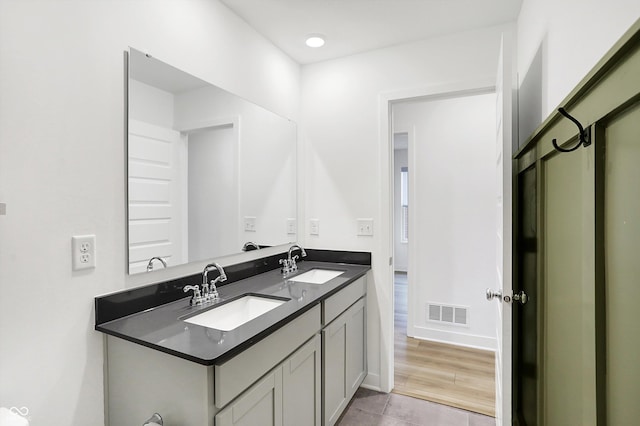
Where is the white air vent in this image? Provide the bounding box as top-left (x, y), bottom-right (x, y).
top-left (427, 303), bottom-right (469, 327)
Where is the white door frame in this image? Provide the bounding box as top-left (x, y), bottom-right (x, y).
top-left (376, 78), bottom-right (496, 393)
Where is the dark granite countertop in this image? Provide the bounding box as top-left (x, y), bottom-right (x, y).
top-left (96, 260), bottom-right (369, 365)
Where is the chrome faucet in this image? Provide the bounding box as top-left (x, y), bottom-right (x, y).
top-left (202, 262), bottom-right (227, 302)
top-left (242, 241), bottom-right (260, 251)
top-left (280, 244), bottom-right (307, 276)
top-left (183, 262), bottom-right (227, 305)
top-left (146, 256), bottom-right (167, 272)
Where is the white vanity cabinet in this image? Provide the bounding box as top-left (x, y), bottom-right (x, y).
top-left (104, 274), bottom-right (368, 426)
top-left (106, 305), bottom-right (321, 426)
top-left (321, 277), bottom-right (367, 426)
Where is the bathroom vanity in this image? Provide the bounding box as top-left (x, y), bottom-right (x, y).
top-left (110, 48), bottom-right (369, 425)
top-left (96, 251), bottom-right (369, 426)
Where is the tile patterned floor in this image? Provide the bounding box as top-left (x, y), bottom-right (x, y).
top-left (337, 387), bottom-right (496, 426)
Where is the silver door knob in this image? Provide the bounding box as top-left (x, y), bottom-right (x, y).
top-left (486, 288), bottom-right (502, 301)
top-left (512, 290), bottom-right (528, 305)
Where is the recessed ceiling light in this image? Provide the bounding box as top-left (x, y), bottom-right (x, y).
top-left (305, 35), bottom-right (325, 48)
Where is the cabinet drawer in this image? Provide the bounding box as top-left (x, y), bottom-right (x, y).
top-left (323, 276), bottom-right (366, 325)
top-left (215, 304), bottom-right (321, 408)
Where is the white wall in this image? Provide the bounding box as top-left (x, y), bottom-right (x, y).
top-left (394, 93), bottom-right (497, 350)
top-left (300, 24), bottom-right (508, 390)
top-left (517, 0), bottom-right (640, 142)
top-left (0, 1), bottom-right (299, 424)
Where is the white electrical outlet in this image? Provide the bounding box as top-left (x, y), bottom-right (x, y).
top-left (244, 216), bottom-right (257, 232)
top-left (310, 219), bottom-right (320, 235)
top-left (357, 218), bottom-right (374, 236)
top-left (286, 218), bottom-right (297, 235)
top-left (72, 234), bottom-right (96, 270)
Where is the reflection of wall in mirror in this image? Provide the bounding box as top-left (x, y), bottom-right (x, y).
top-left (128, 71), bottom-right (296, 274)
top-left (187, 125), bottom-right (238, 261)
top-left (174, 86), bottom-right (296, 248)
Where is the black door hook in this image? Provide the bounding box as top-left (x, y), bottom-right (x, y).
top-left (552, 107), bottom-right (591, 153)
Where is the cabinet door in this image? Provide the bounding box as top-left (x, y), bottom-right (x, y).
top-left (345, 298), bottom-right (366, 398)
top-left (282, 334), bottom-right (321, 426)
top-left (216, 368), bottom-right (282, 426)
top-left (322, 310), bottom-right (348, 426)
top-left (322, 297), bottom-right (367, 426)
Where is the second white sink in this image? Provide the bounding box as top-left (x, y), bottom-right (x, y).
top-left (183, 294), bottom-right (288, 331)
top-left (289, 269), bottom-right (345, 284)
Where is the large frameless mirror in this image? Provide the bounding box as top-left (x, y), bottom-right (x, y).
top-left (126, 48), bottom-right (296, 274)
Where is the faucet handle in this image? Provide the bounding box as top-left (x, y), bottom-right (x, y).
top-left (279, 258), bottom-right (291, 275)
top-left (183, 285), bottom-right (202, 305)
top-left (209, 279), bottom-right (220, 300)
top-left (291, 255), bottom-right (299, 272)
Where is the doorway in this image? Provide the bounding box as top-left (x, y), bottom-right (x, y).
top-left (185, 124), bottom-right (238, 260)
top-left (390, 91), bottom-right (497, 416)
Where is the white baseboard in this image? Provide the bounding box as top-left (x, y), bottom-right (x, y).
top-left (410, 326), bottom-right (496, 351)
top-left (362, 373), bottom-right (381, 391)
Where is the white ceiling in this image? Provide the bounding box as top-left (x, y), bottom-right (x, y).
top-left (220, 0), bottom-right (523, 64)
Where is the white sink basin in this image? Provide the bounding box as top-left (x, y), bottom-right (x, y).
top-left (289, 269), bottom-right (345, 284)
top-left (183, 295), bottom-right (287, 331)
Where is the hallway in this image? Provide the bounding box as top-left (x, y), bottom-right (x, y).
top-left (335, 273), bottom-right (496, 425)
top-left (393, 273), bottom-right (496, 416)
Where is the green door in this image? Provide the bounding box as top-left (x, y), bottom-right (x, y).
top-left (541, 144), bottom-right (598, 425)
top-left (603, 100), bottom-right (640, 425)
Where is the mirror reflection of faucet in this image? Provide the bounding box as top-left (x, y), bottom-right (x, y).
top-left (183, 262), bottom-right (227, 305)
top-left (278, 279), bottom-right (307, 302)
top-left (206, 328), bottom-right (226, 345)
top-left (242, 241), bottom-right (261, 251)
top-left (143, 412), bottom-right (163, 426)
top-left (288, 285), bottom-right (306, 302)
top-left (146, 256), bottom-right (167, 272)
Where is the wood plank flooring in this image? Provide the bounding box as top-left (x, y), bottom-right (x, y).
top-left (393, 272), bottom-right (496, 417)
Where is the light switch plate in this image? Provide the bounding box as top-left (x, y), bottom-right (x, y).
top-left (286, 218), bottom-right (296, 235)
top-left (244, 216), bottom-right (256, 232)
top-left (0, 203), bottom-right (6, 215)
top-left (357, 218), bottom-right (374, 236)
top-left (309, 219), bottom-right (320, 235)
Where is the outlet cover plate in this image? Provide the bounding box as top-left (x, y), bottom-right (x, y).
top-left (72, 234), bottom-right (96, 270)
